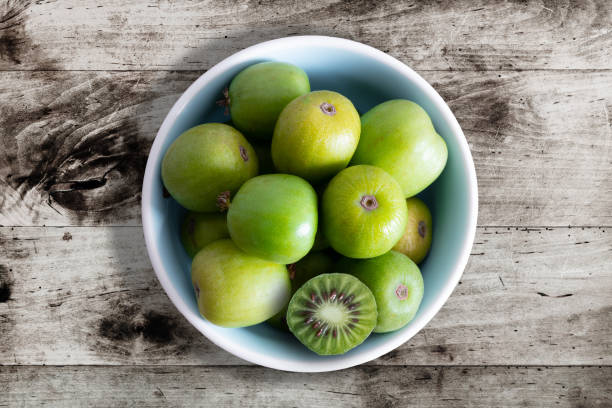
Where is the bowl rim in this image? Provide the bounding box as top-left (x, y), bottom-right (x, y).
top-left (142, 35), bottom-right (478, 372)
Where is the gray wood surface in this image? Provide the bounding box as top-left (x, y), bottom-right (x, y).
top-left (1, 70), bottom-right (610, 226)
top-left (1, 226), bottom-right (610, 366)
top-left (1, 0), bottom-right (610, 71)
top-left (1, 0), bottom-right (611, 406)
top-left (2, 366), bottom-right (611, 407)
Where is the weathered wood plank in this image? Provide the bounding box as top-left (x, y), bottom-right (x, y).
top-left (1, 226), bottom-right (610, 365)
top-left (1, 0), bottom-right (611, 71)
top-left (0, 71), bottom-right (194, 226)
top-left (0, 70), bottom-right (610, 227)
top-left (2, 366), bottom-right (611, 407)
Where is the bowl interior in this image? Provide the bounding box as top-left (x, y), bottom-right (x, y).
top-left (144, 38), bottom-right (475, 370)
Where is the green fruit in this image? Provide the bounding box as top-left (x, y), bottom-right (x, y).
top-left (227, 174), bottom-right (317, 264)
top-left (181, 212), bottom-right (229, 258)
top-left (322, 165), bottom-right (408, 259)
top-left (287, 273), bottom-right (377, 355)
top-left (267, 251), bottom-right (335, 330)
top-left (351, 100), bottom-right (448, 197)
top-left (271, 90), bottom-right (360, 183)
top-left (191, 239), bottom-right (290, 328)
top-left (339, 251), bottom-right (424, 333)
top-left (393, 197), bottom-right (433, 264)
top-left (229, 62), bottom-right (310, 139)
top-left (162, 123), bottom-right (258, 211)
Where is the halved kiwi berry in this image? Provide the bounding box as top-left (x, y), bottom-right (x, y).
top-left (287, 273), bottom-right (377, 355)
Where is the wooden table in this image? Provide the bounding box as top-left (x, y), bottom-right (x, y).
top-left (1, 1), bottom-right (611, 406)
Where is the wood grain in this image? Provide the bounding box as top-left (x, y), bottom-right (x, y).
top-left (0, 70), bottom-right (610, 227)
top-left (0, 0), bottom-right (610, 71)
top-left (0, 71), bottom-right (195, 226)
top-left (0, 0), bottom-right (610, 404)
top-left (1, 226), bottom-right (610, 366)
top-left (2, 365), bottom-right (611, 407)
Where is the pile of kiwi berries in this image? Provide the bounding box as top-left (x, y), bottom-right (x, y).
top-left (162, 61), bottom-right (447, 356)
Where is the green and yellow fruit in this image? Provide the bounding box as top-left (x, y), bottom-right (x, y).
top-left (162, 123), bottom-right (258, 212)
top-left (351, 100), bottom-right (447, 197)
top-left (272, 90), bottom-right (360, 183)
top-left (229, 62), bottom-right (310, 139)
top-left (181, 212), bottom-right (229, 258)
top-left (191, 239), bottom-right (290, 328)
top-left (393, 197), bottom-right (433, 264)
top-left (339, 251), bottom-right (424, 333)
top-left (322, 165), bottom-right (407, 259)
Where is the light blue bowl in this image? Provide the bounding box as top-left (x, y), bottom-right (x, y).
top-left (142, 36), bottom-right (478, 372)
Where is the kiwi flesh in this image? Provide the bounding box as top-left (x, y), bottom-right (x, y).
top-left (287, 273), bottom-right (377, 355)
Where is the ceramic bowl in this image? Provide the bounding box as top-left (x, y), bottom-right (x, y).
top-left (142, 36), bottom-right (478, 372)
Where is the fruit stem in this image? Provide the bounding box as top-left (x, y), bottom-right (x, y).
top-left (287, 263), bottom-right (296, 280)
top-left (216, 191), bottom-right (231, 212)
top-left (216, 87), bottom-right (230, 115)
top-left (360, 195), bottom-right (378, 211)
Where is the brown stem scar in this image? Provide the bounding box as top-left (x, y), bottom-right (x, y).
top-left (418, 221), bottom-right (427, 238)
top-left (395, 284), bottom-right (408, 300)
top-left (239, 145), bottom-right (248, 161)
top-left (360, 195), bottom-right (378, 211)
top-left (320, 102), bottom-right (336, 116)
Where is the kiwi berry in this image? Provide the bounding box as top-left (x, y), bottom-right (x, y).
top-left (180, 211), bottom-right (228, 258)
top-left (161, 123), bottom-right (258, 212)
top-left (287, 273), bottom-right (377, 355)
top-left (392, 197), bottom-right (432, 264)
top-left (338, 251), bottom-right (424, 333)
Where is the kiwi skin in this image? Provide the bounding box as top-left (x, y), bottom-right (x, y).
top-left (286, 273), bottom-right (377, 355)
top-left (392, 197), bottom-right (432, 264)
top-left (267, 251), bottom-right (335, 330)
top-left (180, 212), bottom-right (229, 258)
top-left (338, 251), bottom-right (424, 333)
